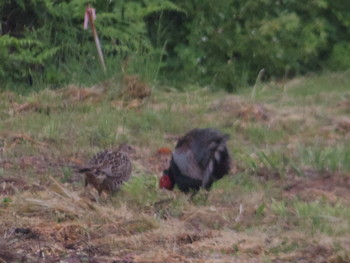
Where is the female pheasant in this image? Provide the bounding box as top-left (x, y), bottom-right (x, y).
top-left (159, 128), bottom-right (231, 193)
top-left (76, 143), bottom-right (134, 196)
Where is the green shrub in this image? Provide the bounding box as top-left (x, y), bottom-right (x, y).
top-left (1, 0), bottom-right (350, 91)
top-left (327, 42), bottom-right (350, 71)
top-left (0, 0), bottom-right (181, 89)
top-left (154, 0), bottom-right (350, 90)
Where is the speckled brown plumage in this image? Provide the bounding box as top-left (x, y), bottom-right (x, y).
top-left (77, 143), bottom-right (134, 196)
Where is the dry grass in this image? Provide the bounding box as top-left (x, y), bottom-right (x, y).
top-left (0, 72), bottom-right (350, 262)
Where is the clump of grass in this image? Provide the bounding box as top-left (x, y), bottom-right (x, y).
top-left (294, 201), bottom-right (350, 235)
top-left (11, 177), bottom-right (97, 219)
top-left (87, 123), bottom-right (115, 148)
top-left (285, 72), bottom-right (350, 98)
top-left (149, 191), bottom-right (190, 220)
top-left (271, 200), bottom-right (290, 219)
top-left (235, 148), bottom-right (299, 180)
top-left (269, 239), bottom-right (299, 254)
top-left (298, 145), bottom-right (350, 173)
top-left (243, 125), bottom-right (286, 146)
top-left (9, 177), bottom-right (153, 227)
top-left (271, 199), bottom-right (350, 236)
top-left (121, 216), bottom-right (159, 234)
top-left (118, 173), bottom-right (191, 220)
top-left (61, 167), bottom-right (73, 183)
top-left (121, 174), bottom-right (159, 207)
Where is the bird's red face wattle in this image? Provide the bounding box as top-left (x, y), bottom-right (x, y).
top-left (159, 173), bottom-right (173, 190)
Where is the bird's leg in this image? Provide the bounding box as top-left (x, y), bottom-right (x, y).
top-left (83, 176), bottom-right (91, 198)
top-left (189, 189), bottom-right (209, 204)
top-left (189, 190), bottom-right (198, 202)
top-left (94, 189), bottom-right (104, 204)
top-left (107, 191), bottom-right (114, 202)
top-left (203, 190), bottom-right (209, 202)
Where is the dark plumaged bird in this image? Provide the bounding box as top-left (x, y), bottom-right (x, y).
top-left (76, 143), bottom-right (135, 196)
top-left (159, 128), bottom-right (231, 193)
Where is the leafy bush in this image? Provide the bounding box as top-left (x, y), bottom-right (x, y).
top-left (154, 0), bottom-right (350, 90)
top-left (1, 0), bottom-right (350, 91)
top-left (0, 0), bottom-right (181, 89)
top-left (327, 42), bottom-right (350, 71)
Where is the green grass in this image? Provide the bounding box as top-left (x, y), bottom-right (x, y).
top-left (272, 199), bottom-right (350, 236)
top-left (285, 71), bottom-right (350, 97)
top-left (294, 201), bottom-right (350, 235)
top-left (244, 125), bottom-right (286, 145)
top-left (298, 145), bottom-right (350, 173)
top-left (0, 71), bottom-right (350, 262)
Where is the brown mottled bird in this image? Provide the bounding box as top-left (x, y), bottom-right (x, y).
top-left (76, 143), bottom-right (135, 196)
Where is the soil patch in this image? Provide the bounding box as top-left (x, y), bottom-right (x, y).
top-left (283, 171), bottom-right (350, 203)
top-left (210, 96), bottom-right (271, 122)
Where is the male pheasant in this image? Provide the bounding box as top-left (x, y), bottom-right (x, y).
top-left (76, 143), bottom-right (134, 196)
top-left (159, 128), bottom-right (231, 193)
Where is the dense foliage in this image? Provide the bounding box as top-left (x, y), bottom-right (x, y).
top-left (159, 0), bottom-right (350, 90)
top-left (0, 0), bottom-right (182, 89)
top-left (1, 0), bottom-right (350, 91)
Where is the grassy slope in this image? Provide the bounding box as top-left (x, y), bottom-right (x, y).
top-left (0, 71), bottom-right (350, 262)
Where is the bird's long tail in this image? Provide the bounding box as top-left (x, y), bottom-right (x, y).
top-left (65, 165), bottom-right (95, 173)
top-left (202, 140), bottom-right (229, 188)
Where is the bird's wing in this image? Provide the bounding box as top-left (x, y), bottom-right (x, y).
top-left (172, 128), bottom-right (231, 185)
top-left (88, 150), bottom-right (110, 166)
top-left (191, 131), bottom-right (229, 169)
top-left (172, 147), bottom-right (203, 181)
top-left (101, 152), bottom-right (132, 181)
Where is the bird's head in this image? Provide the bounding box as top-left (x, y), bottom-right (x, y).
top-left (118, 143), bottom-right (136, 156)
top-left (159, 170), bottom-right (174, 190)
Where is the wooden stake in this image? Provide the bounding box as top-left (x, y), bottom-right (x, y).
top-left (85, 5), bottom-right (107, 73)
